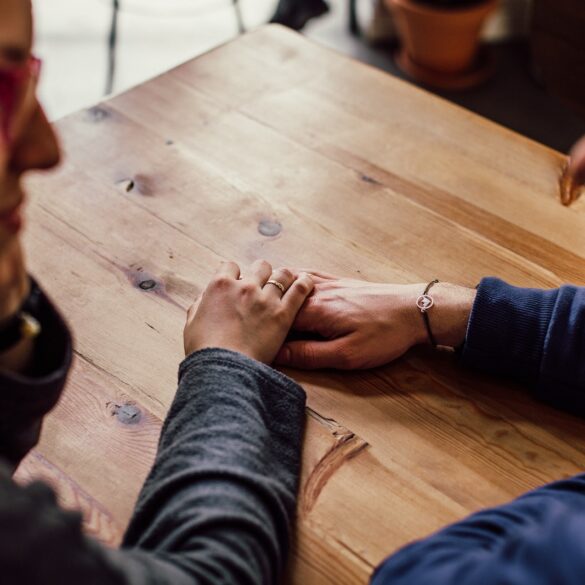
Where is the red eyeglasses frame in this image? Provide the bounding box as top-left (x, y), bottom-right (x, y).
top-left (0, 56), bottom-right (41, 142)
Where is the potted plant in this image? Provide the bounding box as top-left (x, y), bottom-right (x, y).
top-left (385, 0), bottom-right (498, 89)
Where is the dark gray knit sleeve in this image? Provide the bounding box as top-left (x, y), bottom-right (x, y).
top-left (117, 348), bottom-right (307, 585)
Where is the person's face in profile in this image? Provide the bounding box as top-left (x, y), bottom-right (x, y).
top-left (0, 0), bottom-right (60, 250)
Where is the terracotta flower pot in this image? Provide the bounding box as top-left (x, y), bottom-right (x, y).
top-left (386, 0), bottom-right (498, 80)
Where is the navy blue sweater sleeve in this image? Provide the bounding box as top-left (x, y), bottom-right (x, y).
top-left (461, 277), bottom-right (585, 413)
top-left (371, 474), bottom-right (585, 585)
top-left (372, 278), bottom-right (585, 585)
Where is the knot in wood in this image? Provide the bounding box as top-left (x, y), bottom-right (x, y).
top-left (139, 279), bottom-right (157, 291)
top-left (113, 403), bottom-right (142, 425)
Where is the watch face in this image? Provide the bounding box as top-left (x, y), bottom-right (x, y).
top-left (20, 312), bottom-right (41, 339)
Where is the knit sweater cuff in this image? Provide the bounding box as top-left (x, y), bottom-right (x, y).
top-left (179, 347), bottom-right (306, 402)
top-left (461, 277), bottom-right (558, 382)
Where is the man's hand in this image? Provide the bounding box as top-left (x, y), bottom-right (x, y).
top-left (275, 271), bottom-right (476, 370)
top-left (184, 260), bottom-right (314, 365)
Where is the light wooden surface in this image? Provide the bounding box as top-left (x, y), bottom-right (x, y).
top-left (14, 25), bottom-right (585, 584)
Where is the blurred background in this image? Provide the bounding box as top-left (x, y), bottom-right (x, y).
top-left (33, 0), bottom-right (585, 152)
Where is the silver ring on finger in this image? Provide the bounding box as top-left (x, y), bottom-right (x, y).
top-left (265, 279), bottom-right (286, 294)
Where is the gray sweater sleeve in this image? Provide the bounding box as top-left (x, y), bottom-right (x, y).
top-left (0, 348), bottom-right (306, 585)
top-left (114, 348), bottom-right (307, 585)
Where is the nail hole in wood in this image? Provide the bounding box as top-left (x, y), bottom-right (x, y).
top-left (86, 106), bottom-right (109, 122)
top-left (115, 178), bottom-right (135, 193)
top-left (258, 219), bottom-right (282, 237)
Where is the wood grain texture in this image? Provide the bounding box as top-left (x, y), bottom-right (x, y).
top-left (16, 25), bottom-right (585, 583)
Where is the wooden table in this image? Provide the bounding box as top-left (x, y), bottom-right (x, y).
top-left (15, 25), bottom-right (585, 584)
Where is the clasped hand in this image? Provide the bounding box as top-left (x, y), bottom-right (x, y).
top-left (274, 271), bottom-right (425, 369)
top-left (184, 260), bottom-right (314, 364)
top-left (185, 264), bottom-right (424, 369)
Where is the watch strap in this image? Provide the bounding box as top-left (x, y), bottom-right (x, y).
top-left (0, 278), bottom-right (43, 352)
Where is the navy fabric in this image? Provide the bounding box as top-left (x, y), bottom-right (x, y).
top-left (373, 277), bottom-right (585, 585)
top-left (372, 475), bottom-right (585, 585)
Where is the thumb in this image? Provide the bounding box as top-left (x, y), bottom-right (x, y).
top-left (275, 338), bottom-right (349, 370)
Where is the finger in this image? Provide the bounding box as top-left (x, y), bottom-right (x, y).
top-left (561, 162), bottom-right (582, 206)
top-left (248, 259), bottom-right (272, 286)
top-left (274, 338), bottom-right (349, 370)
top-left (290, 297), bottom-right (321, 332)
top-left (569, 135), bottom-right (585, 185)
top-left (265, 267), bottom-right (295, 298)
top-left (294, 268), bottom-right (339, 282)
top-left (282, 273), bottom-right (314, 315)
top-left (563, 137), bottom-right (585, 206)
top-left (215, 261), bottom-right (240, 279)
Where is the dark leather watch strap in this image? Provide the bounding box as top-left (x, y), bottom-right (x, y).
top-left (0, 278), bottom-right (43, 353)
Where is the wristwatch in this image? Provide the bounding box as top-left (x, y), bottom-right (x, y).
top-left (0, 278), bottom-right (42, 353)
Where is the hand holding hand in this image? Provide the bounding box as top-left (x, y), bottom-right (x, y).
top-left (184, 260), bottom-right (314, 364)
top-left (275, 271), bottom-right (426, 370)
top-left (275, 272), bottom-right (476, 370)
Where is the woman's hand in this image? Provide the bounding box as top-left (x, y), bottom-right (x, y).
top-left (184, 260), bottom-right (314, 365)
top-left (274, 271), bottom-right (476, 370)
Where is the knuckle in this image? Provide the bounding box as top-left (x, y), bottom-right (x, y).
top-left (257, 294), bottom-right (270, 308)
top-left (294, 278), bottom-right (312, 296)
top-left (240, 282), bottom-right (257, 295)
top-left (212, 275), bottom-right (232, 290)
top-left (278, 267), bottom-right (294, 281)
